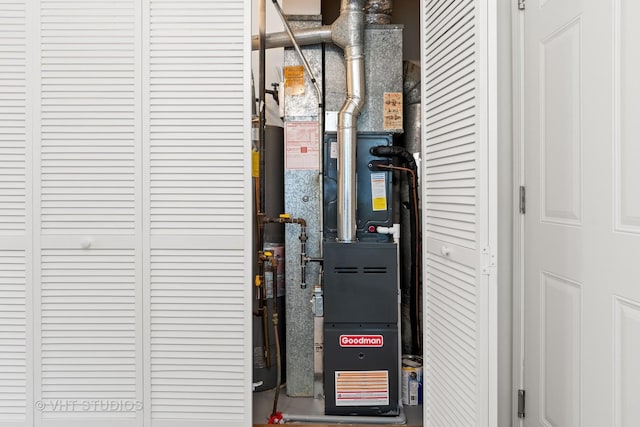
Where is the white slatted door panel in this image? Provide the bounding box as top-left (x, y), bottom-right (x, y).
top-left (0, 1), bottom-right (31, 426)
top-left (38, 248), bottom-right (140, 427)
top-left (35, 1), bottom-right (142, 426)
top-left (425, 0), bottom-right (477, 250)
top-left (0, 250), bottom-right (27, 426)
top-left (39, 0), bottom-right (139, 235)
top-left (0, 0), bottom-right (26, 236)
top-left (144, 1), bottom-right (251, 426)
top-left (148, 0), bottom-right (245, 236)
top-left (150, 249), bottom-right (245, 424)
top-left (422, 0), bottom-right (497, 426)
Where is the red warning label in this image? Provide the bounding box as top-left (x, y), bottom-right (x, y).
top-left (285, 121), bottom-right (319, 170)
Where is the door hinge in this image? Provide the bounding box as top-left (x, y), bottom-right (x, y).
top-left (518, 0), bottom-right (526, 10)
top-left (517, 389), bottom-right (526, 418)
top-left (519, 186), bottom-right (526, 214)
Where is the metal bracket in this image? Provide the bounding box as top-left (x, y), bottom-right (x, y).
top-left (311, 284), bottom-right (324, 317)
top-left (481, 247), bottom-right (497, 276)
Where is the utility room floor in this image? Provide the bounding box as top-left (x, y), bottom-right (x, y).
top-left (253, 388), bottom-right (423, 426)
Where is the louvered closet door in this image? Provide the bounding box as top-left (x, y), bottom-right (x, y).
top-left (422, 1), bottom-right (497, 426)
top-left (0, 1), bottom-right (31, 426)
top-left (0, 1), bottom-right (251, 426)
top-left (34, 1), bottom-right (143, 426)
top-left (143, 1), bottom-right (252, 426)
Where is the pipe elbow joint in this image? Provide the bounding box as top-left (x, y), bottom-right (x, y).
top-left (339, 97), bottom-right (364, 119)
top-left (330, 3), bottom-right (365, 50)
top-left (331, 30), bottom-right (364, 52)
top-left (350, 94), bottom-right (365, 115)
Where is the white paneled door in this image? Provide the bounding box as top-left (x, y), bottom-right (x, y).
top-left (422, 0), bottom-right (498, 426)
top-left (522, 0), bottom-right (640, 426)
top-left (0, 1), bottom-right (252, 427)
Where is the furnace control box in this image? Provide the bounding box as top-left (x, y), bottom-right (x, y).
top-left (323, 133), bottom-right (394, 242)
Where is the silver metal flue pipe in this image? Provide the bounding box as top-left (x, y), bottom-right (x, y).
top-left (251, 27), bottom-right (333, 50)
top-left (331, 0), bottom-right (365, 242)
top-left (252, 0), bottom-right (366, 243)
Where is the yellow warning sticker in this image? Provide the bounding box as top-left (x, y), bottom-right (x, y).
top-left (284, 65), bottom-right (305, 96)
top-left (252, 150), bottom-right (260, 178)
top-left (371, 172), bottom-right (387, 212)
top-left (335, 370), bottom-right (389, 406)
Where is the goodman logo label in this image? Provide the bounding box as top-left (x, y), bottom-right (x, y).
top-left (339, 335), bottom-right (383, 348)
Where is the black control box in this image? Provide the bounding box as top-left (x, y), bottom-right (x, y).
top-left (323, 133), bottom-right (394, 241)
top-left (323, 242), bottom-right (399, 416)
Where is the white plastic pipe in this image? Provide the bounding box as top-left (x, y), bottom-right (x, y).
top-left (377, 223), bottom-right (401, 243)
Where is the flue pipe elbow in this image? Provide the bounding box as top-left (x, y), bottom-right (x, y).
top-left (332, 0), bottom-right (366, 243)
